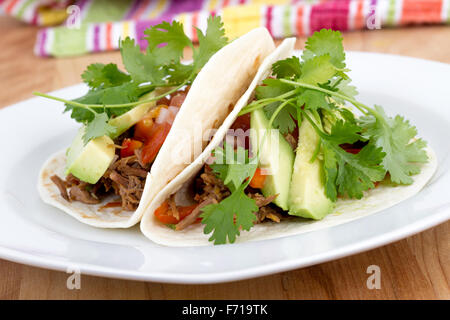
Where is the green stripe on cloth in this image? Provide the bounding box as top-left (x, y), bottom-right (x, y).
top-left (447, 0), bottom-right (450, 24)
top-left (84, 0), bottom-right (135, 23)
top-left (17, 0), bottom-right (35, 19)
top-left (51, 25), bottom-right (89, 57)
top-left (386, 0), bottom-right (397, 26)
top-left (283, 5), bottom-right (292, 37)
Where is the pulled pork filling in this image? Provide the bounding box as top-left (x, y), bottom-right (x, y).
top-left (168, 166), bottom-right (284, 231)
top-left (51, 153), bottom-right (149, 211)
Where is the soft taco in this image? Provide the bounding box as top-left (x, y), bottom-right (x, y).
top-left (37, 17), bottom-right (275, 228)
top-left (140, 30), bottom-right (437, 246)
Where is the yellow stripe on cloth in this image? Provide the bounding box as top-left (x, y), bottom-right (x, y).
top-left (148, 0), bottom-right (167, 19)
top-left (39, 7), bottom-right (68, 26)
top-left (122, 21), bottom-right (131, 38)
top-left (222, 4), bottom-right (264, 39)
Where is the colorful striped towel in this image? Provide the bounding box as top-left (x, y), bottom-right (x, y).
top-left (2, 0), bottom-right (449, 57)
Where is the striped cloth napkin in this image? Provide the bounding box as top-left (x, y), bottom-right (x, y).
top-left (2, 0), bottom-right (449, 57)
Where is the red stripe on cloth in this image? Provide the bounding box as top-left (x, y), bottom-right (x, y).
top-left (310, 0), bottom-right (351, 33)
top-left (192, 13), bottom-right (198, 43)
top-left (266, 6), bottom-right (273, 36)
top-left (354, 0), bottom-right (365, 30)
top-left (6, 0), bottom-right (20, 13)
top-left (133, 0), bottom-right (151, 20)
top-left (295, 6), bottom-right (304, 36)
top-left (401, 0), bottom-right (443, 25)
top-left (106, 23), bottom-right (113, 50)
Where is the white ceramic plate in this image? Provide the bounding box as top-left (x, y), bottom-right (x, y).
top-left (0, 52), bottom-right (449, 284)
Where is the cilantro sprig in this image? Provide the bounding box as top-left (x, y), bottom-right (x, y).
top-left (200, 142), bottom-right (258, 245)
top-left (34, 16), bottom-right (228, 144)
top-left (239, 29), bottom-right (428, 202)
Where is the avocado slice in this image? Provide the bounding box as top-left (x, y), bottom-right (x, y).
top-left (109, 88), bottom-right (171, 139)
top-left (250, 109), bottom-right (294, 210)
top-left (66, 87), bottom-right (172, 184)
top-left (65, 127), bottom-right (115, 184)
top-left (288, 113), bottom-right (335, 219)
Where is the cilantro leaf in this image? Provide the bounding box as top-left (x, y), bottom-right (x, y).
top-left (300, 54), bottom-right (337, 85)
top-left (210, 142), bottom-right (257, 192)
top-left (119, 37), bottom-right (166, 85)
top-left (256, 78), bottom-right (298, 134)
top-left (323, 142), bottom-right (386, 199)
top-left (297, 89), bottom-right (330, 112)
top-left (83, 112), bottom-right (117, 144)
top-left (144, 20), bottom-right (193, 66)
top-left (166, 62), bottom-right (194, 85)
top-left (101, 82), bottom-right (139, 117)
top-left (272, 56), bottom-right (302, 79)
top-left (193, 15), bottom-right (228, 72)
top-left (81, 63), bottom-right (131, 89)
top-left (326, 119), bottom-right (362, 145)
top-left (201, 185), bottom-right (258, 245)
top-left (302, 29), bottom-right (346, 69)
top-left (331, 78), bottom-right (358, 101)
top-left (359, 105), bottom-right (428, 184)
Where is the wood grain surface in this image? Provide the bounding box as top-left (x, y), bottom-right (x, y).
top-left (0, 16), bottom-right (449, 300)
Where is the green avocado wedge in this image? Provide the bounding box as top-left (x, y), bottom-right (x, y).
top-left (250, 108), bottom-right (294, 210)
top-left (288, 113), bottom-right (335, 219)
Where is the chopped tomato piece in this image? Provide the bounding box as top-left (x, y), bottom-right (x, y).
top-left (231, 113), bottom-right (251, 132)
top-left (134, 115), bottom-right (154, 141)
top-left (120, 139), bottom-right (143, 158)
top-left (156, 96), bottom-right (171, 106)
top-left (133, 105), bottom-right (168, 141)
top-left (141, 122), bottom-right (171, 165)
top-left (154, 201), bottom-right (197, 224)
top-left (340, 143), bottom-right (362, 154)
top-left (169, 91), bottom-right (187, 108)
top-left (345, 148), bottom-right (361, 154)
top-left (249, 168), bottom-right (266, 189)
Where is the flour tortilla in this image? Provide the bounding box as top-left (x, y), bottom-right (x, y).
top-left (140, 38), bottom-right (438, 246)
top-left (38, 27), bottom-right (275, 228)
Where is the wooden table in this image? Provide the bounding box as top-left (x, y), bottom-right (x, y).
top-left (0, 16), bottom-right (449, 300)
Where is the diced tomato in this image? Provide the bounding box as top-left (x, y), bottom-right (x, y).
top-left (340, 143), bottom-right (362, 154)
top-left (249, 168), bottom-right (266, 189)
top-left (134, 115), bottom-right (155, 141)
top-left (231, 113), bottom-right (251, 132)
top-left (141, 122), bottom-right (171, 165)
top-left (154, 201), bottom-right (197, 224)
top-left (133, 105), bottom-right (168, 141)
top-left (156, 96), bottom-right (171, 106)
top-left (120, 138), bottom-right (143, 158)
top-left (169, 91), bottom-right (187, 108)
top-left (345, 148), bottom-right (361, 154)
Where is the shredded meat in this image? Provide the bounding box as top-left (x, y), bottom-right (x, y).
top-left (284, 133), bottom-right (297, 150)
top-left (175, 198), bottom-right (217, 231)
top-left (69, 184), bottom-right (100, 204)
top-left (50, 175), bottom-right (70, 201)
top-left (51, 155), bottom-right (148, 210)
top-left (247, 193), bottom-right (282, 223)
top-left (194, 166), bottom-right (230, 203)
top-left (191, 166), bottom-right (285, 226)
top-left (254, 206), bottom-right (282, 223)
top-left (168, 195), bottom-right (180, 220)
top-left (248, 193), bottom-right (278, 207)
